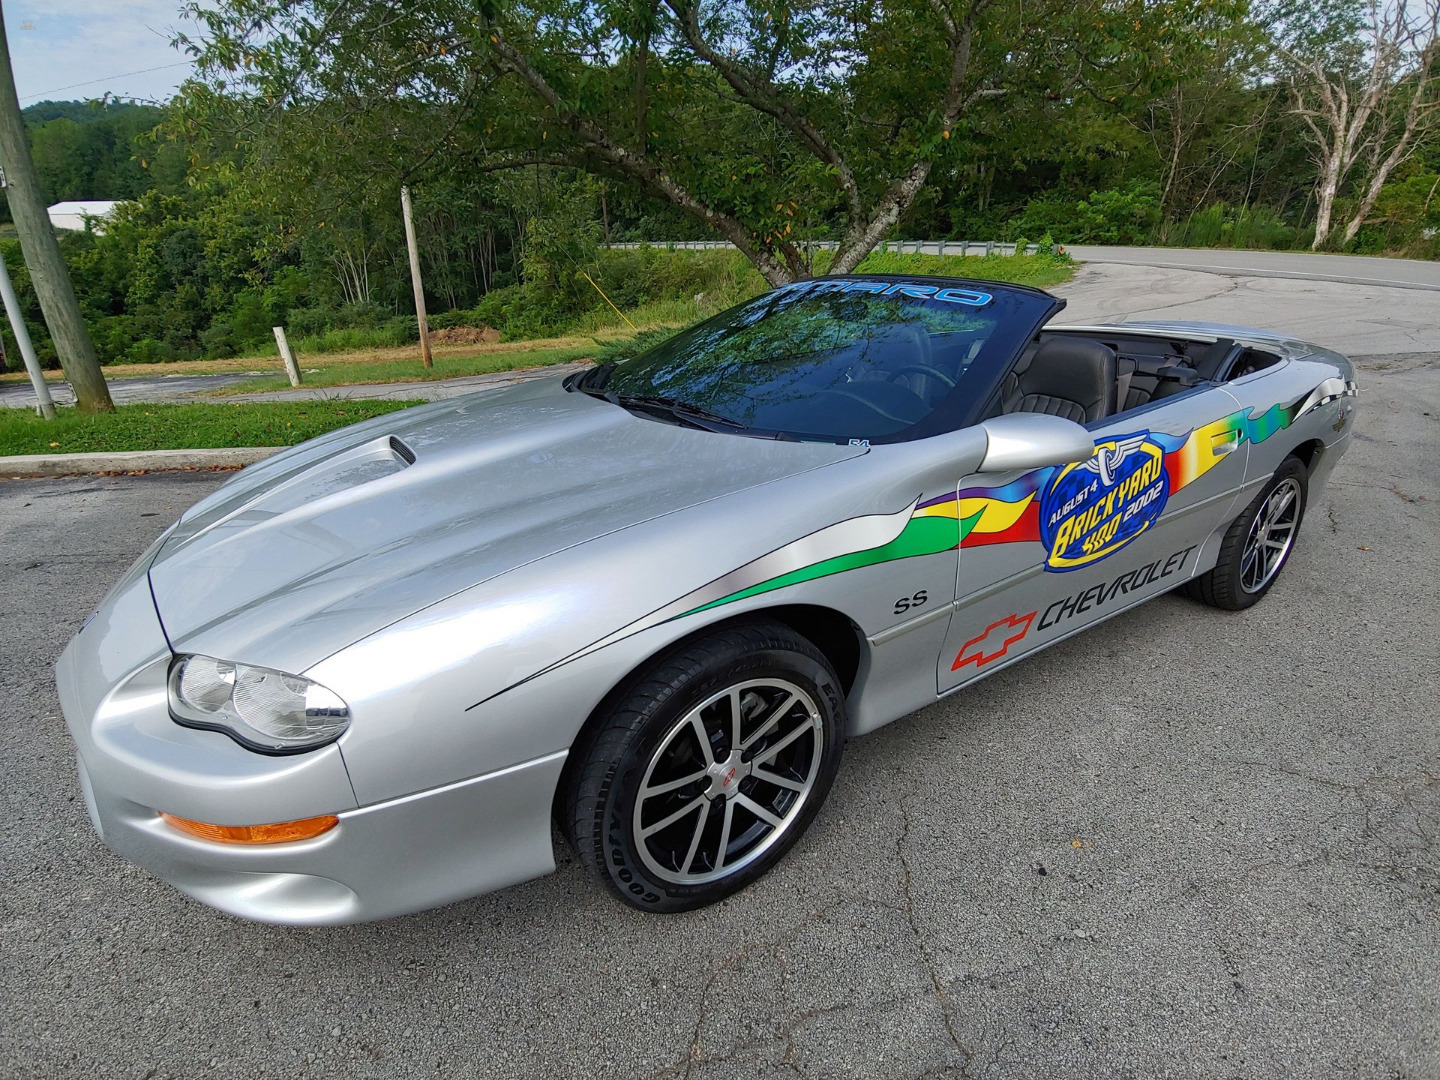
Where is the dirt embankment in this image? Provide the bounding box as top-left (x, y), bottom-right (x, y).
top-left (428, 326), bottom-right (500, 345)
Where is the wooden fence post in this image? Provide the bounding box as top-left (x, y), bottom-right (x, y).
top-left (0, 248), bottom-right (55, 418)
top-left (273, 326), bottom-right (302, 387)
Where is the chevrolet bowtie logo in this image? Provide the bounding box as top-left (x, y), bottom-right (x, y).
top-left (952, 611), bottom-right (1037, 671)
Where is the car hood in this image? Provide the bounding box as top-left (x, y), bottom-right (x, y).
top-left (148, 378), bottom-right (863, 673)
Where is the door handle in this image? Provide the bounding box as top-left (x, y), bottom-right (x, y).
top-left (1211, 433), bottom-right (1240, 456)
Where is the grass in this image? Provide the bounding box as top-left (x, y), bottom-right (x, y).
top-left (0, 400), bottom-right (417, 457)
top-left (849, 249), bottom-right (1076, 289)
top-left (0, 250), bottom-right (1076, 394)
top-left (214, 344), bottom-right (595, 395)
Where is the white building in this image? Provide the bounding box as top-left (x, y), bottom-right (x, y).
top-left (46, 200), bottom-right (120, 233)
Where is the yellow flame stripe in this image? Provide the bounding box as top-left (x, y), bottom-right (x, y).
top-left (1167, 415), bottom-right (1238, 490)
top-left (913, 501), bottom-right (960, 519)
top-left (958, 493), bottom-right (1034, 533)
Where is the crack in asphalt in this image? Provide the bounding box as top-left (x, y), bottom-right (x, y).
top-left (1233, 761), bottom-right (1440, 902)
top-left (896, 800), bottom-right (975, 1074)
top-left (642, 804), bottom-right (993, 1080)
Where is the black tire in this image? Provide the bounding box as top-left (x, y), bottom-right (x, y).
top-left (1183, 456), bottom-right (1308, 610)
top-left (564, 620), bottom-right (846, 913)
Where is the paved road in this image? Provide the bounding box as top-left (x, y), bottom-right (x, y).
top-left (1065, 245), bottom-right (1440, 291)
top-left (2, 347), bottom-right (1437, 1075)
top-left (223, 361), bottom-right (592, 404)
top-left (1052, 259), bottom-right (1440, 359)
top-left (0, 370), bottom-right (263, 409)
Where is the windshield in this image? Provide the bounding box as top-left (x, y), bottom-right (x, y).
top-left (576, 277), bottom-right (1058, 443)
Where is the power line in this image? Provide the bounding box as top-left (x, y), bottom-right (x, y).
top-left (19, 61), bottom-right (192, 104)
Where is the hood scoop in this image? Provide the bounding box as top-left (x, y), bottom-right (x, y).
top-left (387, 434), bottom-right (416, 464)
top-left (169, 435), bottom-right (415, 550)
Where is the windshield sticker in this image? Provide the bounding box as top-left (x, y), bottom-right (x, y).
top-left (782, 280), bottom-right (993, 307)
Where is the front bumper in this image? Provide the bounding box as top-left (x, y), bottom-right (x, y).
top-left (56, 570), bottom-right (564, 925)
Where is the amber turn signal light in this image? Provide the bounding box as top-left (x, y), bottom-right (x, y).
top-left (159, 811), bottom-right (339, 845)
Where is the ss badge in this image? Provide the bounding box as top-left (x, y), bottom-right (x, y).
top-left (893, 590), bottom-right (928, 615)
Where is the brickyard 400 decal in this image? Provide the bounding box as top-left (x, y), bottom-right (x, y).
top-left (911, 429), bottom-right (1179, 575)
top-left (918, 380), bottom-right (1355, 574)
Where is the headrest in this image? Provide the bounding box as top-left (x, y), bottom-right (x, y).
top-left (1020, 337), bottom-right (1117, 416)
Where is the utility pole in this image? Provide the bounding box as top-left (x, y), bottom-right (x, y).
top-left (0, 248), bottom-right (55, 418)
top-left (400, 184), bottom-right (433, 370)
top-left (0, 1), bottom-right (113, 412)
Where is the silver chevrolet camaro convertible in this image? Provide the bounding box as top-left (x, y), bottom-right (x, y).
top-left (58, 275), bottom-right (1357, 924)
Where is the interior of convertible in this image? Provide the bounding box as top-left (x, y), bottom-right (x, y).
top-left (882, 326), bottom-right (1284, 427)
top-left (997, 330), bottom-right (1282, 424)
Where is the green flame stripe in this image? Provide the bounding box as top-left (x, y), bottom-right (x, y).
top-left (684, 513), bottom-right (969, 616)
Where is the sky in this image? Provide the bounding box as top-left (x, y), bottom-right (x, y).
top-left (4, 0), bottom-right (199, 108)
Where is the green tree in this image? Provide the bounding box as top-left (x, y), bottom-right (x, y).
top-left (183, 0), bottom-right (1235, 285)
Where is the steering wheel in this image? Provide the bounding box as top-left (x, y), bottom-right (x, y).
top-left (812, 386), bottom-right (924, 425)
top-left (891, 364), bottom-right (956, 391)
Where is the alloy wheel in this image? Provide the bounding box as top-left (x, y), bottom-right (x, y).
top-left (1240, 477), bottom-right (1302, 594)
top-left (631, 678), bottom-right (824, 885)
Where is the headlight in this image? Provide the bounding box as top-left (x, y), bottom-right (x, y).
top-left (168, 654), bottom-right (350, 754)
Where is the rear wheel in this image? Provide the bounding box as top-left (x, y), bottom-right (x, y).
top-left (1184, 456), bottom-right (1308, 610)
top-left (565, 621), bottom-right (846, 912)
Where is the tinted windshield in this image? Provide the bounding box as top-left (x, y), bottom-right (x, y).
top-left (577, 277), bottom-right (1057, 443)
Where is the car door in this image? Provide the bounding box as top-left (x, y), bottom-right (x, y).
top-left (935, 385), bottom-right (1254, 693)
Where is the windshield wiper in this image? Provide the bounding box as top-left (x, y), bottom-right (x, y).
top-left (585, 389), bottom-right (748, 432)
top-left (627, 395), bottom-right (746, 428)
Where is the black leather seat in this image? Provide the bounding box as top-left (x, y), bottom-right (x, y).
top-left (1003, 337), bottom-right (1117, 423)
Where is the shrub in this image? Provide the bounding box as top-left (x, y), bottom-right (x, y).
top-left (1010, 181), bottom-right (1163, 245)
top-left (198, 321), bottom-right (240, 358)
top-left (1165, 203), bottom-right (1303, 251)
top-left (286, 306), bottom-right (337, 338)
top-left (292, 318), bottom-right (418, 355)
top-left (120, 337), bottom-right (183, 364)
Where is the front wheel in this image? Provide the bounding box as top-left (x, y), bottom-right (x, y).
top-left (564, 621), bottom-right (846, 912)
top-left (1184, 456), bottom-right (1308, 610)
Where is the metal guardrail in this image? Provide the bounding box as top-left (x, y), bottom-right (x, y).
top-left (606, 239), bottom-right (1045, 256)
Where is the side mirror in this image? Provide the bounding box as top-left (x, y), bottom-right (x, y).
top-left (977, 413), bottom-right (1096, 474)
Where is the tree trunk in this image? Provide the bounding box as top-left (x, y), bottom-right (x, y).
top-left (0, 4), bottom-right (112, 412)
top-left (829, 161), bottom-right (934, 274)
top-left (1311, 150), bottom-right (1342, 249)
top-left (633, 0), bottom-right (658, 150)
top-left (1338, 48), bottom-right (1437, 249)
top-left (1339, 155), bottom-right (1397, 247)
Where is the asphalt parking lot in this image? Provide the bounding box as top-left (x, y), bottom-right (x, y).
top-left (3, 285), bottom-right (1438, 1078)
